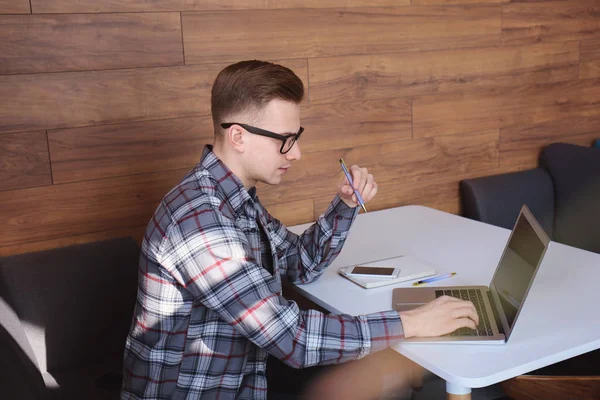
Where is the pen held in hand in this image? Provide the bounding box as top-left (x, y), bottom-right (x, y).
top-left (339, 158), bottom-right (368, 213)
top-left (412, 272), bottom-right (457, 286)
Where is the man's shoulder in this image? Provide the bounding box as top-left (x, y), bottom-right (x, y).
top-left (161, 168), bottom-right (239, 228)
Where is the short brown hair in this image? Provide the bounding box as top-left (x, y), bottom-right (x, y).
top-left (211, 60), bottom-right (304, 134)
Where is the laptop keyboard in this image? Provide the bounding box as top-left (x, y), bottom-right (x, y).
top-left (435, 289), bottom-right (494, 337)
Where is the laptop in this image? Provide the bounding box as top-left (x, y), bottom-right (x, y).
top-left (392, 204), bottom-right (550, 344)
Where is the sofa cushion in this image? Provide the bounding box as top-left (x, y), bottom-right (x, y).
top-left (541, 143), bottom-right (600, 253)
top-left (460, 168), bottom-right (555, 236)
top-left (0, 237), bottom-right (139, 373)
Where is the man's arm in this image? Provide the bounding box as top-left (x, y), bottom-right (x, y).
top-left (159, 203), bottom-right (402, 368)
top-left (269, 194), bottom-right (358, 284)
top-left (273, 163), bottom-right (377, 284)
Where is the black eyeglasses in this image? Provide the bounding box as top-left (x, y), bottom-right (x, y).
top-left (221, 122), bottom-right (304, 154)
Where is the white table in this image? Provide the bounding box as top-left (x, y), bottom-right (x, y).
top-left (289, 205), bottom-right (600, 399)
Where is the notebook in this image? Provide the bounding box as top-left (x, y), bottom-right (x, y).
top-left (391, 204), bottom-right (550, 344)
top-left (338, 255), bottom-right (436, 289)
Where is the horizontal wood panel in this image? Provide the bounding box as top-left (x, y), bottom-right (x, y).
top-left (309, 42), bottom-right (579, 104)
top-left (413, 78), bottom-right (600, 137)
top-left (0, 13), bottom-right (183, 75)
top-left (257, 130), bottom-right (499, 205)
top-left (0, 169), bottom-right (189, 247)
top-left (502, 0), bottom-right (600, 45)
top-left (0, 197), bottom-right (314, 256)
top-left (300, 98), bottom-right (412, 153)
top-left (183, 6), bottom-right (500, 64)
top-left (312, 167), bottom-right (518, 219)
top-left (0, 0), bottom-right (30, 13)
top-left (580, 60), bottom-right (600, 79)
top-left (49, 117), bottom-right (214, 184)
top-left (31, 0), bottom-right (409, 13)
top-left (581, 38), bottom-right (600, 61)
top-left (413, 0), bottom-right (501, 4)
top-left (499, 122), bottom-right (600, 170)
top-left (48, 96), bottom-right (407, 184)
top-left (0, 131), bottom-right (51, 191)
top-left (0, 225), bottom-right (146, 257)
top-left (264, 199), bottom-right (315, 227)
top-left (0, 59), bottom-right (307, 134)
top-left (313, 177), bottom-right (460, 217)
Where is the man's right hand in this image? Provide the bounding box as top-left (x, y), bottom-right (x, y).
top-left (399, 295), bottom-right (479, 338)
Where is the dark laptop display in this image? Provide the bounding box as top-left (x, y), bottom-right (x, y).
top-left (490, 213), bottom-right (547, 329)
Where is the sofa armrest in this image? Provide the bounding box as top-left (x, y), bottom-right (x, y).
top-left (0, 298), bottom-right (46, 399)
top-left (460, 168), bottom-right (555, 236)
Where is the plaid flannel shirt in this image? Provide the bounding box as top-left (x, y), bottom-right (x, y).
top-left (122, 146), bottom-right (404, 400)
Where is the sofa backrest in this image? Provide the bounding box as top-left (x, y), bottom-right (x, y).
top-left (541, 143), bottom-right (600, 254)
top-left (0, 237), bottom-right (139, 372)
top-left (460, 168), bottom-right (555, 236)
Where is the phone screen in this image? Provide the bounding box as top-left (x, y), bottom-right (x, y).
top-left (351, 266), bottom-right (395, 276)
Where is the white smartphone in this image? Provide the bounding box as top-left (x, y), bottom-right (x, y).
top-left (345, 265), bottom-right (400, 279)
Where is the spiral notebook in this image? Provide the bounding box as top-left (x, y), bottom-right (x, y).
top-left (338, 255), bottom-right (436, 289)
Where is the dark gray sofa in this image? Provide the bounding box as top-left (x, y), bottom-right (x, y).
top-left (459, 141), bottom-right (600, 399)
top-left (0, 237), bottom-right (140, 400)
top-left (460, 142), bottom-right (600, 254)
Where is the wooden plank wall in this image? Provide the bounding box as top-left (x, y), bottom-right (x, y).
top-left (1, 0), bottom-right (600, 256)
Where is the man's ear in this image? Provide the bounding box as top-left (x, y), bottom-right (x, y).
top-left (227, 124), bottom-right (246, 153)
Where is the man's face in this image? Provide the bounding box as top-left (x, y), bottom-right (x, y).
top-left (243, 99), bottom-right (302, 187)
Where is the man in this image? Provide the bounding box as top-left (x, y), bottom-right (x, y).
top-left (122, 60), bottom-right (478, 399)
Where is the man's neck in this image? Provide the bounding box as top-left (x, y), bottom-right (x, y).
top-left (211, 141), bottom-right (255, 191)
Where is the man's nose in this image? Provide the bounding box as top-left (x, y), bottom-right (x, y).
top-left (286, 141), bottom-right (301, 161)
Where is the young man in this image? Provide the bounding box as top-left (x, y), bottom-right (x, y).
top-left (122, 60), bottom-right (478, 400)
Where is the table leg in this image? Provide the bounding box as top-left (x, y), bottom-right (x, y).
top-left (411, 362), bottom-right (424, 390)
top-left (446, 381), bottom-right (472, 400)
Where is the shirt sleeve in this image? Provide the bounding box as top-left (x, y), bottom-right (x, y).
top-left (268, 194), bottom-right (359, 285)
top-left (158, 202), bottom-right (405, 368)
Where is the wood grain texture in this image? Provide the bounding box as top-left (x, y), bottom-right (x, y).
top-left (502, 375), bottom-right (600, 400)
top-left (182, 6), bottom-right (500, 64)
top-left (581, 38), bottom-right (600, 61)
top-left (300, 98), bottom-right (412, 154)
top-left (312, 167), bottom-right (513, 219)
top-left (0, 225), bottom-right (146, 257)
top-left (48, 117), bottom-right (214, 184)
top-left (413, 0), bottom-right (500, 4)
top-left (500, 125), bottom-right (600, 170)
top-left (264, 199), bottom-right (314, 227)
top-left (0, 59), bottom-right (307, 134)
top-left (580, 38), bottom-right (600, 77)
top-left (0, 168), bottom-right (189, 247)
top-left (31, 0), bottom-right (410, 13)
top-left (502, 0), bottom-right (600, 46)
top-left (0, 13), bottom-right (183, 75)
top-left (308, 42), bottom-right (579, 104)
top-left (257, 130), bottom-right (499, 206)
top-left (0, 0), bottom-right (30, 13)
top-left (0, 131), bottom-right (52, 191)
top-left (413, 78), bottom-right (600, 138)
top-left (580, 60), bottom-right (600, 79)
top-left (47, 97), bottom-right (408, 184)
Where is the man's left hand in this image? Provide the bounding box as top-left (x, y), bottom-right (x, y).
top-left (338, 164), bottom-right (378, 209)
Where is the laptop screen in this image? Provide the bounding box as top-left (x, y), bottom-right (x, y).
top-left (491, 210), bottom-right (547, 330)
